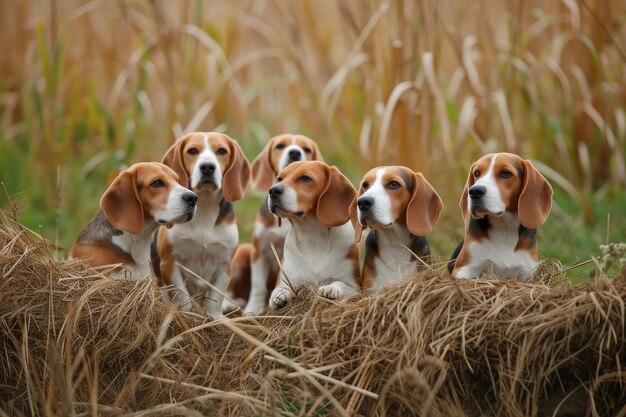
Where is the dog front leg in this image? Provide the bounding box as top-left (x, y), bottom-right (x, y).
top-left (244, 255), bottom-right (270, 315)
top-left (168, 266), bottom-right (193, 311)
top-left (205, 266), bottom-right (230, 319)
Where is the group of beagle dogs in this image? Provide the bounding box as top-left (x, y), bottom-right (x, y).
top-left (70, 132), bottom-right (554, 317)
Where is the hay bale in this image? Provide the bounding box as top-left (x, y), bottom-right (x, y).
top-left (0, 210), bottom-right (625, 416)
top-left (0, 213), bottom-right (254, 415)
top-left (286, 273), bottom-right (626, 417)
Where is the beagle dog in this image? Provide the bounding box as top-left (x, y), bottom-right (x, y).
top-left (151, 132), bottom-right (250, 317)
top-left (71, 162), bottom-right (197, 278)
top-left (449, 153), bottom-right (553, 280)
top-left (350, 166), bottom-right (443, 290)
top-left (267, 160), bottom-right (360, 309)
top-left (237, 134), bottom-right (323, 314)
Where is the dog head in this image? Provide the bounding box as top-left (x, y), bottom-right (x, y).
top-left (251, 134), bottom-right (323, 191)
top-left (460, 153), bottom-right (553, 229)
top-left (350, 166), bottom-right (443, 242)
top-left (100, 162), bottom-right (197, 234)
top-left (267, 161), bottom-right (356, 228)
top-left (161, 132), bottom-right (251, 202)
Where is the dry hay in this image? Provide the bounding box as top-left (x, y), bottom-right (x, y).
top-left (0, 209), bottom-right (625, 417)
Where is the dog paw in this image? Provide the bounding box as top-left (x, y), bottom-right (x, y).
top-left (318, 284), bottom-right (344, 300)
top-left (221, 297), bottom-right (242, 314)
top-left (269, 288), bottom-right (293, 309)
top-left (243, 300), bottom-right (265, 315)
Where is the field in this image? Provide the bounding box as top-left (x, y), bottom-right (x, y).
top-left (1, 0), bottom-right (626, 415)
top-left (1, 0), bottom-right (625, 272)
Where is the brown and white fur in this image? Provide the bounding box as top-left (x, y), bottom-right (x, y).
top-left (449, 153), bottom-right (553, 281)
top-left (267, 161), bottom-right (360, 309)
top-left (350, 166), bottom-right (443, 290)
top-left (234, 134), bottom-right (323, 314)
top-left (225, 243), bottom-right (254, 310)
top-left (71, 162), bottom-right (197, 278)
top-left (151, 132), bottom-right (250, 317)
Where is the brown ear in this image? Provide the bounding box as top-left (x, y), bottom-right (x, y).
top-left (316, 166), bottom-right (357, 228)
top-left (161, 135), bottom-right (190, 187)
top-left (250, 139), bottom-right (276, 191)
top-left (311, 141), bottom-right (324, 162)
top-left (100, 169), bottom-right (144, 234)
top-left (222, 136), bottom-right (251, 202)
top-left (406, 172), bottom-right (443, 236)
top-left (518, 159), bottom-right (553, 229)
top-left (459, 162), bottom-right (477, 230)
top-left (348, 195), bottom-right (362, 243)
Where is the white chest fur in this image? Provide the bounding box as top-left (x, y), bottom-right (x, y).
top-left (168, 195), bottom-right (237, 284)
top-left (111, 225), bottom-right (155, 278)
top-left (456, 214), bottom-right (537, 280)
top-left (369, 226), bottom-right (417, 290)
top-left (254, 219), bottom-right (290, 258)
top-left (281, 219), bottom-right (357, 288)
top-left (162, 194), bottom-right (238, 317)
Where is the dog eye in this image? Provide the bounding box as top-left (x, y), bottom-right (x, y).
top-left (276, 177), bottom-right (283, 182)
top-left (474, 170), bottom-right (481, 178)
top-left (216, 148), bottom-right (228, 156)
top-left (362, 182), bottom-right (369, 190)
top-left (187, 148), bottom-right (199, 156)
top-left (300, 175), bottom-right (312, 183)
top-left (388, 180), bottom-right (401, 189)
top-left (151, 179), bottom-right (165, 188)
top-left (499, 169), bottom-right (512, 179)
top-left (275, 144), bottom-right (286, 150)
top-left (302, 147), bottom-right (312, 154)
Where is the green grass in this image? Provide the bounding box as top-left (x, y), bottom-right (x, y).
top-left (540, 188), bottom-right (626, 283)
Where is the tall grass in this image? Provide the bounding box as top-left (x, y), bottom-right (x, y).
top-left (0, 0), bottom-right (625, 264)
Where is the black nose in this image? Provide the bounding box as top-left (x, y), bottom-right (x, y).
top-left (288, 149), bottom-right (302, 160)
top-left (357, 196), bottom-right (374, 211)
top-left (199, 163), bottom-right (216, 175)
top-left (469, 185), bottom-right (486, 200)
top-left (268, 186), bottom-right (284, 199)
top-left (182, 191), bottom-right (198, 206)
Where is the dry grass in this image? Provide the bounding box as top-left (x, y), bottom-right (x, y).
top-left (2, 2), bottom-right (626, 414)
top-left (1, 204), bottom-right (625, 416)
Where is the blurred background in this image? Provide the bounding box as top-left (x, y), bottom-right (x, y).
top-left (1, 0), bottom-right (624, 280)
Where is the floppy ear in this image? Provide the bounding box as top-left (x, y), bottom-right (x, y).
top-left (222, 136), bottom-right (251, 202)
top-left (518, 159), bottom-right (553, 229)
top-left (161, 135), bottom-right (190, 187)
top-left (316, 166), bottom-right (357, 228)
top-left (406, 172), bottom-right (443, 236)
top-left (459, 162), bottom-right (477, 230)
top-left (348, 195), bottom-right (363, 243)
top-left (311, 141), bottom-right (324, 162)
top-left (100, 169), bottom-right (144, 234)
top-left (250, 139), bottom-right (276, 191)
